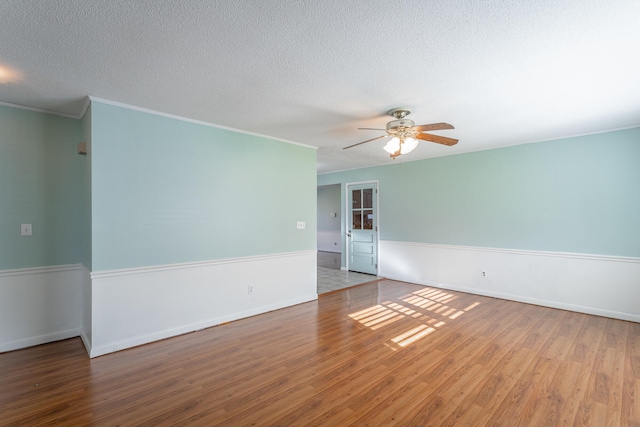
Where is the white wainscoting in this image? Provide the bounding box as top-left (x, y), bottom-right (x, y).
top-left (380, 241), bottom-right (640, 323)
top-left (0, 264), bottom-right (83, 353)
top-left (317, 231), bottom-right (341, 253)
top-left (80, 264), bottom-right (92, 353)
top-left (89, 250), bottom-right (317, 358)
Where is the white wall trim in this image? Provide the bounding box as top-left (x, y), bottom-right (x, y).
top-left (344, 179), bottom-right (381, 187)
top-left (80, 264), bottom-right (92, 356)
top-left (0, 328), bottom-right (82, 354)
top-left (89, 295), bottom-right (313, 358)
top-left (380, 240), bottom-right (640, 324)
top-left (0, 264), bottom-right (83, 353)
top-left (396, 241), bottom-right (640, 264)
top-left (386, 274), bottom-right (640, 324)
top-left (80, 331), bottom-right (92, 355)
top-left (318, 126), bottom-right (640, 176)
top-left (91, 250), bottom-right (317, 279)
top-left (88, 96), bottom-right (318, 150)
top-left (0, 263), bottom-right (83, 277)
top-left (0, 100), bottom-right (84, 119)
top-left (77, 96), bottom-right (91, 119)
top-left (90, 250), bottom-right (317, 357)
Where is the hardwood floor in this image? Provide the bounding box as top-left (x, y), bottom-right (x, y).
top-left (2, 280), bottom-right (639, 426)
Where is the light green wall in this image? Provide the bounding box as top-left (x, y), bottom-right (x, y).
top-left (90, 101), bottom-right (317, 271)
top-left (0, 105), bottom-right (83, 270)
top-left (80, 104), bottom-right (92, 270)
top-left (319, 127), bottom-right (640, 257)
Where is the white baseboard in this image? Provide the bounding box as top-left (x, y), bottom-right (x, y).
top-left (0, 264), bottom-right (83, 353)
top-left (89, 294), bottom-right (314, 358)
top-left (380, 241), bottom-right (640, 323)
top-left (89, 250), bottom-right (317, 357)
top-left (0, 328), bottom-right (82, 354)
top-left (79, 330), bottom-right (92, 355)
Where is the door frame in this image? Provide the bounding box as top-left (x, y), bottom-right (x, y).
top-left (344, 180), bottom-right (380, 274)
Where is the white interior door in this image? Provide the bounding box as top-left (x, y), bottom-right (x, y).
top-left (347, 183), bottom-right (378, 275)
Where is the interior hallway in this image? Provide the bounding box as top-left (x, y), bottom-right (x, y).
top-left (317, 251), bottom-right (379, 294)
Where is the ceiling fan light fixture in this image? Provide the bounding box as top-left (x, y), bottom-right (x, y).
top-left (383, 136), bottom-right (419, 157)
top-left (401, 136), bottom-right (419, 154)
top-left (343, 108), bottom-right (457, 154)
top-left (383, 137), bottom-right (401, 155)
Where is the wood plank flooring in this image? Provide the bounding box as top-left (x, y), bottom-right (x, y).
top-left (1, 279), bottom-right (639, 426)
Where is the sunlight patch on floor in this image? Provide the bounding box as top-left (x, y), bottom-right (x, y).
top-left (348, 286), bottom-right (481, 350)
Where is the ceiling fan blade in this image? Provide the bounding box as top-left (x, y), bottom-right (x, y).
top-left (358, 127), bottom-right (387, 131)
top-left (343, 134), bottom-right (390, 150)
top-left (415, 132), bottom-right (458, 146)
top-left (413, 122), bottom-right (455, 132)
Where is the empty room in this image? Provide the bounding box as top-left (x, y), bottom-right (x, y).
top-left (1, 0), bottom-right (639, 425)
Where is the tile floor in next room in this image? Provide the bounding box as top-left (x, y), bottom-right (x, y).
top-left (317, 250), bottom-right (379, 294)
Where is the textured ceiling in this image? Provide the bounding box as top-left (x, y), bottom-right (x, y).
top-left (1, 0), bottom-right (639, 173)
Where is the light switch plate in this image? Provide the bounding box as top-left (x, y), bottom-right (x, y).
top-left (296, 221), bottom-right (306, 230)
top-left (21, 224), bottom-right (32, 236)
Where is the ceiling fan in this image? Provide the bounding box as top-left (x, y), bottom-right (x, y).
top-left (343, 108), bottom-right (458, 159)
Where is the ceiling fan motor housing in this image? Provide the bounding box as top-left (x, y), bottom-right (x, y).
top-left (386, 119), bottom-right (415, 135)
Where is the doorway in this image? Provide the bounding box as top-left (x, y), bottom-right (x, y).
top-left (317, 184), bottom-right (341, 270)
top-left (346, 181), bottom-right (378, 275)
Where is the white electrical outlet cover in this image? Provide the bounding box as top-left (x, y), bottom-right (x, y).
top-left (21, 224), bottom-right (32, 236)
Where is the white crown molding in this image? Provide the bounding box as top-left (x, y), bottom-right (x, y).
top-left (0, 100), bottom-right (83, 119)
top-left (90, 250), bottom-right (318, 279)
top-left (88, 96), bottom-right (318, 150)
top-left (318, 125), bottom-right (640, 176)
top-left (0, 95), bottom-right (318, 150)
top-left (409, 124), bottom-right (640, 165)
top-left (77, 96), bottom-right (91, 119)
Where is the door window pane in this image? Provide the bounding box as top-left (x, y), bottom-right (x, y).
top-left (363, 210), bottom-right (373, 229)
top-left (352, 210), bottom-right (362, 229)
top-left (352, 189), bottom-right (362, 209)
top-left (363, 188), bottom-right (373, 209)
